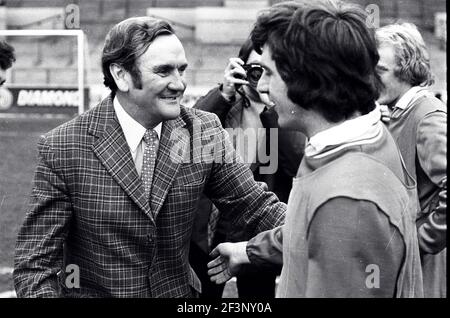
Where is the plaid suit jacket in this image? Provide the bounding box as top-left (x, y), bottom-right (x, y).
top-left (13, 95), bottom-right (286, 298)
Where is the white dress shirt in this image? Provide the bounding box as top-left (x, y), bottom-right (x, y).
top-left (113, 97), bottom-right (162, 176)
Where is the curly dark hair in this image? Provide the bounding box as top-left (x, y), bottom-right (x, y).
top-left (251, 0), bottom-right (381, 123)
top-left (102, 17), bottom-right (174, 94)
top-left (0, 40), bottom-right (16, 70)
top-left (237, 37), bottom-right (254, 63)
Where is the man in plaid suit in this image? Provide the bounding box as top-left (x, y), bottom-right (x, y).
top-left (13, 17), bottom-right (285, 298)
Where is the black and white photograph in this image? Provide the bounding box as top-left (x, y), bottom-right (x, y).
top-left (0, 0), bottom-right (446, 303)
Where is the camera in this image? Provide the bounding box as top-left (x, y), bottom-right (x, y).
top-left (235, 63), bottom-right (264, 87)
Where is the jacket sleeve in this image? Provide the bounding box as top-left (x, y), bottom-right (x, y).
top-left (305, 197), bottom-right (405, 297)
top-left (13, 136), bottom-right (72, 298)
top-left (204, 116), bottom-right (286, 240)
top-left (416, 111), bottom-right (447, 254)
top-left (246, 226), bottom-right (283, 266)
top-left (193, 86), bottom-right (234, 127)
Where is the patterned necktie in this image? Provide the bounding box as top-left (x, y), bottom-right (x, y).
top-left (141, 129), bottom-right (159, 199)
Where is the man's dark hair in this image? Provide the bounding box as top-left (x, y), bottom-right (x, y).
top-left (251, 0), bottom-right (381, 123)
top-left (102, 17), bottom-right (174, 94)
top-left (238, 37), bottom-right (254, 63)
top-left (0, 40), bottom-right (16, 70)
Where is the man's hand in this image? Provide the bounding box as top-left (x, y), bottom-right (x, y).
top-left (207, 242), bottom-right (250, 284)
top-left (220, 58), bottom-right (249, 102)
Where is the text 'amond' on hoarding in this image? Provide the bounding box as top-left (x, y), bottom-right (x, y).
top-left (17, 89), bottom-right (80, 107)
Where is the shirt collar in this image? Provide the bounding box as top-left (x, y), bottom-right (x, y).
top-left (306, 105), bottom-right (382, 157)
top-left (395, 86), bottom-right (429, 110)
top-left (113, 97), bottom-right (162, 153)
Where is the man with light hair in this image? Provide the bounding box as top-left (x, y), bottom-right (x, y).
top-left (376, 23), bottom-right (447, 298)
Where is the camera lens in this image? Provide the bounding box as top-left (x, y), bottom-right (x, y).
top-left (248, 67), bottom-right (263, 82)
top-left (246, 65), bottom-right (263, 87)
top-left (233, 64), bottom-right (263, 88)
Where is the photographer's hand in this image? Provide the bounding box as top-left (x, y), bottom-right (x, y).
top-left (220, 57), bottom-right (249, 102)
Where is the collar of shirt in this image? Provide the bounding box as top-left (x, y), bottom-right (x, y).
top-left (113, 97), bottom-right (162, 155)
top-left (305, 104), bottom-right (382, 158)
top-left (395, 86), bottom-right (430, 110)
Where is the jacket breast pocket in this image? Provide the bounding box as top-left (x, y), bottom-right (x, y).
top-left (168, 164), bottom-right (207, 215)
top-left (173, 163), bottom-right (207, 188)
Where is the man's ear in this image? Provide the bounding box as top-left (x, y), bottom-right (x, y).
top-left (109, 63), bottom-right (130, 92)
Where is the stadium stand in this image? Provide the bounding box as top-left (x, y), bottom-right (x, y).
top-left (1, 0), bottom-right (445, 90)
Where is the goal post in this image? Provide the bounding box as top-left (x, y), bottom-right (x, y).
top-left (0, 29), bottom-right (86, 115)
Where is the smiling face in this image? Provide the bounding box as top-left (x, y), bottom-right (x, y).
top-left (120, 34), bottom-right (188, 128)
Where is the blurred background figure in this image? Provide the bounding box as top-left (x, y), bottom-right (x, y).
top-left (0, 40), bottom-right (15, 87)
top-left (190, 37), bottom-right (305, 298)
top-left (376, 23), bottom-right (447, 298)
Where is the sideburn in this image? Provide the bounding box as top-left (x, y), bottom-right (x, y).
top-left (129, 64), bottom-right (143, 90)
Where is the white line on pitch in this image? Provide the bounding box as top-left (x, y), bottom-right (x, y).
top-left (0, 267), bottom-right (13, 275)
top-left (0, 290), bottom-right (16, 298)
top-left (0, 131), bottom-right (39, 137)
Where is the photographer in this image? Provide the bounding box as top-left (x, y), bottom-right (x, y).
top-left (190, 38), bottom-right (305, 298)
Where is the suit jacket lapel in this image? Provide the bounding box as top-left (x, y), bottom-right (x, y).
top-left (150, 116), bottom-right (188, 218)
top-left (90, 95), bottom-right (153, 220)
